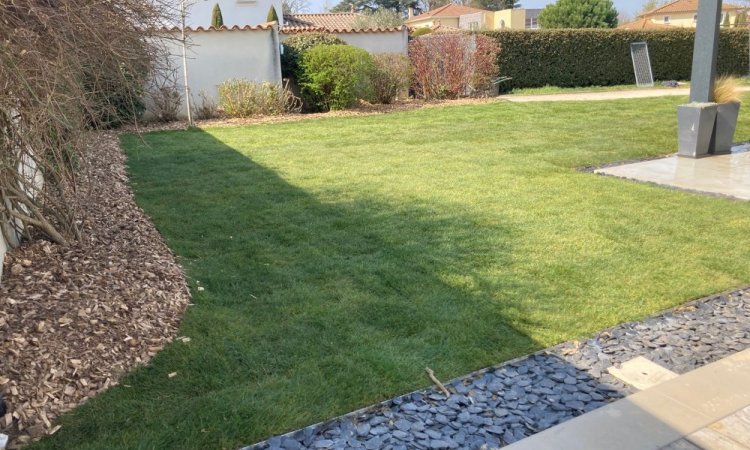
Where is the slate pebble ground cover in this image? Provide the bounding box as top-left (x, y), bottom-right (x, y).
top-left (245, 288), bottom-right (750, 450)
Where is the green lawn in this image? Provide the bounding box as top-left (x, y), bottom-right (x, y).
top-left (34, 96), bottom-right (750, 449)
top-left (507, 82), bottom-right (688, 96)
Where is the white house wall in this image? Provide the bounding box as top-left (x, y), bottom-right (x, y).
top-left (279, 29), bottom-right (409, 54)
top-left (181, 0), bottom-right (284, 27)
top-left (161, 28), bottom-right (282, 118)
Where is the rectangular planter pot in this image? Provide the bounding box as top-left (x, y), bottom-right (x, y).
top-left (710, 101), bottom-right (741, 155)
top-left (678, 103), bottom-right (718, 158)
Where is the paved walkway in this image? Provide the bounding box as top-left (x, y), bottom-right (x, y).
top-left (500, 86), bottom-right (750, 103)
top-left (596, 144), bottom-right (750, 201)
top-left (506, 349), bottom-right (750, 450)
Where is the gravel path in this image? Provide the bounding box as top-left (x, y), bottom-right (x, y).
top-left (245, 288), bottom-right (750, 450)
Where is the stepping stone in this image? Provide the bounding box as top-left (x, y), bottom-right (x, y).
top-left (607, 356), bottom-right (678, 391)
top-left (502, 349), bottom-right (750, 450)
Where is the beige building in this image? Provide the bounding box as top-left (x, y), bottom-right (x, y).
top-left (405, 4), bottom-right (541, 31)
top-left (620, 0), bottom-right (746, 30)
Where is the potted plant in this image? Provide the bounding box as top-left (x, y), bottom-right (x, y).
top-left (710, 75), bottom-right (742, 154)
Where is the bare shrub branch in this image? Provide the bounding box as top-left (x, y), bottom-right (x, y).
top-left (409, 33), bottom-right (500, 100)
top-left (0, 0), bottom-right (177, 247)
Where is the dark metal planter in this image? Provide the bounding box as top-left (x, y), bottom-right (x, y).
top-left (678, 103), bottom-right (719, 158)
top-left (710, 101), bottom-right (741, 155)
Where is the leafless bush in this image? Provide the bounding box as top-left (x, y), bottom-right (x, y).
top-left (194, 91), bottom-right (221, 120)
top-left (0, 0), bottom-right (177, 247)
top-left (147, 64), bottom-right (183, 123)
top-left (218, 80), bottom-right (302, 117)
top-left (371, 53), bottom-right (413, 104)
top-left (409, 33), bottom-right (500, 100)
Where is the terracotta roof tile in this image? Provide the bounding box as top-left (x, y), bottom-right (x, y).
top-left (618, 17), bottom-right (673, 30)
top-left (405, 4), bottom-right (487, 23)
top-left (281, 13), bottom-right (405, 33)
top-left (159, 23), bottom-right (276, 32)
top-left (643, 0), bottom-right (744, 16)
top-left (283, 13), bottom-right (359, 29)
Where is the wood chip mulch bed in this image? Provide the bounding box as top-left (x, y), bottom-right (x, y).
top-left (0, 132), bottom-right (192, 448)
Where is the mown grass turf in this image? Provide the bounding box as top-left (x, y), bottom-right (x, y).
top-left (508, 82), bottom-right (688, 95)
top-left (33, 95), bottom-right (750, 449)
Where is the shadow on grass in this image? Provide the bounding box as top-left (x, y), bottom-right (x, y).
top-left (30, 128), bottom-right (550, 450)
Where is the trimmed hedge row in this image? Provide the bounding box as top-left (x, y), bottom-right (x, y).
top-left (481, 29), bottom-right (749, 90)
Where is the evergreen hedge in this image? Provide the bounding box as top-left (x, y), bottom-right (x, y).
top-left (481, 29), bottom-right (749, 90)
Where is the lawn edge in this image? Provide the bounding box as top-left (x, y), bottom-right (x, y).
top-left (242, 284), bottom-right (750, 450)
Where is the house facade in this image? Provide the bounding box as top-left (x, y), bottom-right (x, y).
top-left (619, 0), bottom-right (745, 30)
top-left (405, 4), bottom-right (541, 31)
top-left (180, 0), bottom-right (285, 28)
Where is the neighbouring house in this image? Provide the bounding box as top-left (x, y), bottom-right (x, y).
top-left (618, 16), bottom-right (673, 30)
top-left (281, 13), bottom-right (408, 54)
top-left (405, 4), bottom-right (541, 31)
top-left (178, 0), bottom-right (284, 28)
top-left (619, 0), bottom-right (746, 30)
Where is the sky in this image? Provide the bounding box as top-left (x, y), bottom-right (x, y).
top-left (309, 0), bottom-right (640, 16)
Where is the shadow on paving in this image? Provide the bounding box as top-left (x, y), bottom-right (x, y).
top-left (33, 128), bottom-right (546, 450)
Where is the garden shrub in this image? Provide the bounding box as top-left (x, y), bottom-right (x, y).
top-left (267, 6), bottom-right (279, 23)
top-left (351, 9), bottom-right (405, 29)
top-left (280, 33), bottom-right (347, 79)
top-left (217, 79), bottom-right (302, 117)
top-left (211, 3), bottom-right (224, 28)
top-left (299, 44), bottom-right (375, 111)
top-left (411, 27), bottom-right (433, 37)
top-left (194, 91), bottom-right (220, 120)
top-left (84, 69), bottom-right (147, 128)
top-left (371, 53), bottom-right (412, 104)
top-left (147, 85), bottom-right (182, 122)
top-left (482, 29), bottom-right (749, 90)
top-left (410, 34), bottom-right (500, 100)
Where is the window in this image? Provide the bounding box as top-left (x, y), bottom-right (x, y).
top-left (525, 17), bottom-right (539, 29)
top-left (663, 16), bottom-right (670, 24)
top-left (694, 14), bottom-right (698, 22)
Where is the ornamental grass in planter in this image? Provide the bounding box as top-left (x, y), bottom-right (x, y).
top-left (710, 76), bottom-right (742, 154)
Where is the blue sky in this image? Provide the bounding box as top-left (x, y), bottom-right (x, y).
top-left (310, 0), bottom-right (640, 16)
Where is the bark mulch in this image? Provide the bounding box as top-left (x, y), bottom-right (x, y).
top-left (0, 132), bottom-right (192, 448)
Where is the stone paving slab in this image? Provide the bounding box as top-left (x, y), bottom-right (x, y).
top-left (595, 145), bottom-right (750, 201)
top-left (606, 356), bottom-right (678, 391)
top-left (504, 348), bottom-right (750, 450)
top-left (243, 288), bottom-right (750, 450)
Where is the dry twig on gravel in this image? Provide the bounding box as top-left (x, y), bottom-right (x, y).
top-left (425, 367), bottom-right (451, 399)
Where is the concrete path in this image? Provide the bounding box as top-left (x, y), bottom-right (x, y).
top-left (595, 144), bottom-right (750, 201)
top-left (500, 86), bottom-right (750, 103)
